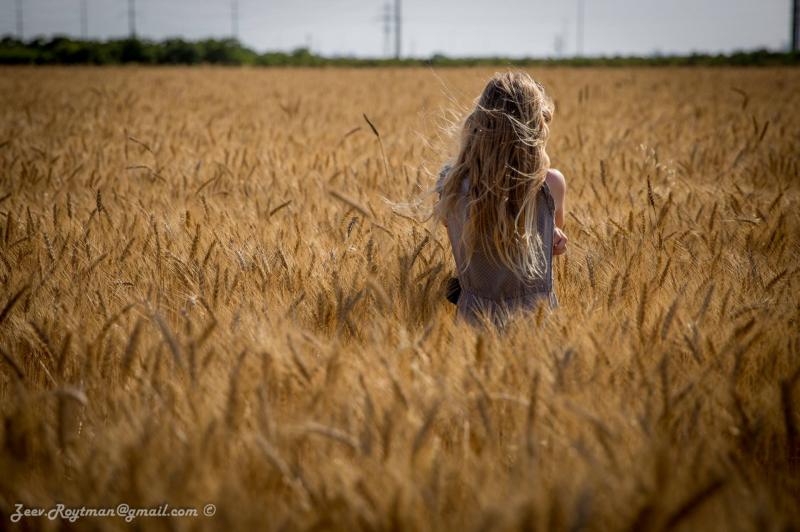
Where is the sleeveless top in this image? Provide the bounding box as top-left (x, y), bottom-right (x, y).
top-left (436, 165), bottom-right (558, 326)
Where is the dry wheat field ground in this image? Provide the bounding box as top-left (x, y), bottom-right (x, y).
top-left (0, 66), bottom-right (799, 530)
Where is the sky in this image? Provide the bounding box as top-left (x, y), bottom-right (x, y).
top-left (0, 0), bottom-right (792, 58)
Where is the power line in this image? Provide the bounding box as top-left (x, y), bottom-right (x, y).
top-left (394, 0), bottom-right (401, 59)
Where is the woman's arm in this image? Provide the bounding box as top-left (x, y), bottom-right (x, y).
top-left (545, 169), bottom-right (568, 255)
top-left (545, 169), bottom-right (566, 228)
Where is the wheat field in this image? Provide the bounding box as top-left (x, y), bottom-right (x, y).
top-left (0, 66), bottom-right (799, 530)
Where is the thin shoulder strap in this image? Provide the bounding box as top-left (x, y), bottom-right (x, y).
top-left (539, 181), bottom-right (556, 216)
top-left (436, 164), bottom-right (453, 199)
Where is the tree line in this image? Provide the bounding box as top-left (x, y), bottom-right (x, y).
top-left (1, 36), bottom-right (797, 67)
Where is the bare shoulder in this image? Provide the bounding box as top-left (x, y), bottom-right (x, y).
top-left (545, 168), bottom-right (566, 196)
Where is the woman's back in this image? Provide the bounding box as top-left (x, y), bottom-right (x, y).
top-left (438, 166), bottom-right (558, 326)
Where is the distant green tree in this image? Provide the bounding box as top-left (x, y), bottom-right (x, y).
top-left (0, 37), bottom-right (36, 64)
top-left (160, 39), bottom-right (200, 64)
top-left (200, 39), bottom-right (256, 65)
top-left (119, 38), bottom-right (153, 64)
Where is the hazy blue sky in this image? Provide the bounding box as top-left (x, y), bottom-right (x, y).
top-left (0, 0), bottom-right (792, 57)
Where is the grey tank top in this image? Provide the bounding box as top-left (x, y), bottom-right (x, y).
top-left (437, 165), bottom-right (558, 326)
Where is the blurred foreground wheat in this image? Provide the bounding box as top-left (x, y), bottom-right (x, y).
top-left (0, 66), bottom-right (799, 530)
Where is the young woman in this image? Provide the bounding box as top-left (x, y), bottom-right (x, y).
top-left (435, 71), bottom-right (567, 326)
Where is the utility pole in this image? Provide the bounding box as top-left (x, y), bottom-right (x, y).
top-left (576, 0), bottom-right (584, 56)
top-left (382, 2), bottom-right (392, 57)
top-left (231, 0), bottom-right (239, 41)
top-left (394, 0), bottom-right (401, 59)
top-left (793, 0), bottom-right (799, 52)
top-left (15, 0), bottom-right (23, 40)
top-left (80, 0), bottom-right (88, 40)
top-left (128, 0), bottom-right (136, 38)
top-left (554, 17), bottom-right (568, 57)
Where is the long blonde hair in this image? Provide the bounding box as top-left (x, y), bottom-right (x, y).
top-left (435, 71), bottom-right (554, 280)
